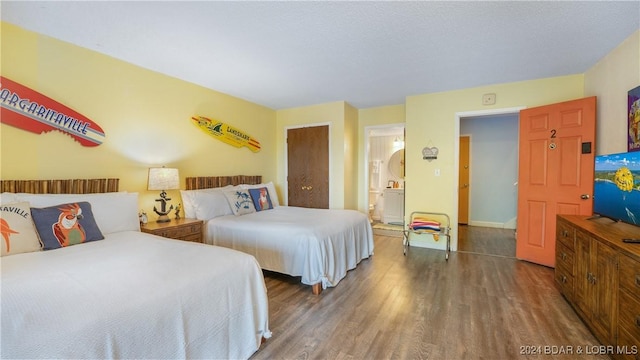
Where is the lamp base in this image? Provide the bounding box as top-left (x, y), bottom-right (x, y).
top-left (156, 214), bottom-right (171, 223)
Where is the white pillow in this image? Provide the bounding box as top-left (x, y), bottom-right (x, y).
top-left (1, 192), bottom-right (19, 204)
top-left (15, 192), bottom-right (140, 235)
top-left (193, 191), bottom-right (233, 220)
top-left (240, 182), bottom-right (280, 207)
top-left (180, 185), bottom-right (235, 219)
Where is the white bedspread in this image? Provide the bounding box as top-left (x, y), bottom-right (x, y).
top-left (205, 206), bottom-right (374, 289)
top-left (1, 231), bottom-right (271, 359)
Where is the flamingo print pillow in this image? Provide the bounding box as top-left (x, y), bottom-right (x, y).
top-left (0, 201), bottom-right (41, 256)
top-left (31, 202), bottom-right (104, 250)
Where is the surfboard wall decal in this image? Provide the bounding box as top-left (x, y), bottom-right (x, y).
top-left (0, 76), bottom-right (105, 147)
top-left (191, 115), bottom-right (261, 153)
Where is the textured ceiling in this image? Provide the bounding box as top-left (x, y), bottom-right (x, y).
top-left (2, 1), bottom-right (639, 110)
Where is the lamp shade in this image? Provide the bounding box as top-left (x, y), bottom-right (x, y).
top-left (148, 167), bottom-right (180, 190)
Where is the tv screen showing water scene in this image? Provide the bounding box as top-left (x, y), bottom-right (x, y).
top-left (593, 151), bottom-right (640, 225)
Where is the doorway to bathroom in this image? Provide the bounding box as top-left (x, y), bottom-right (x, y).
top-left (365, 124), bottom-right (405, 234)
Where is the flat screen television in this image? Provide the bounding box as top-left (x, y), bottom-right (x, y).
top-left (593, 151), bottom-right (640, 225)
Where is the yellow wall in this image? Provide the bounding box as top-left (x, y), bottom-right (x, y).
top-left (275, 101), bottom-right (348, 208)
top-left (344, 102), bottom-right (359, 210)
top-left (585, 30), bottom-right (640, 155)
top-left (1, 22), bottom-right (277, 218)
top-left (405, 75), bottom-right (585, 250)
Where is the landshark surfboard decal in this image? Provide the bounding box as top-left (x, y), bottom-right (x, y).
top-left (191, 115), bottom-right (261, 152)
top-left (0, 76), bottom-right (105, 147)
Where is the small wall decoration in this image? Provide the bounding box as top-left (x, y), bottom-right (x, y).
top-left (422, 146), bottom-right (439, 161)
top-left (628, 85), bottom-right (640, 152)
top-left (191, 115), bottom-right (261, 152)
top-left (0, 76), bottom-right (105, 146)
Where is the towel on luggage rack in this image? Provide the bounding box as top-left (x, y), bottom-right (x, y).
top-left (409, 217), bottom-right (441, 240)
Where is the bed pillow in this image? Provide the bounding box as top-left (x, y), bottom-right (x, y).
top-left (240, 182), bottom-right (280, 207)
top-left (31, 201), bottom-right (104, 250)
top-left (224, 189), bottom-right (256, 216)
top-left (180, 185), bottom-right (234, 219)
top-left (193, 191), bottom-right (233, 220)
top-left (0, 201), bottom-right (42, 256)
top-left (15, 192), bottom-right (140, 234)
top-left (248, 187), bottom-right (273, 211)
top-left (1, 192), bottom-right (19, 204)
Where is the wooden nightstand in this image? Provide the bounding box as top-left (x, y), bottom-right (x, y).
top-left (141, 218), bottom-right (203, 243)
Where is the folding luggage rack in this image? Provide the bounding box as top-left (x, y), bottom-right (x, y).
top-left (402, 211), bottom-right (451, 260)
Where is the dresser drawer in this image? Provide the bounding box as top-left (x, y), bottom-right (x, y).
top-left (554, 268), bottom-right (574, 299)
top-left (556, 219), bottom-right (575, 250)
top-left (617, 326), bottom-right (640, 360)
top-left (619, 288), bottom-right (640, 343)
top-left (556, 242), bottom-right (574, 274)
top-left (620, 254), bottom-right (640, 294)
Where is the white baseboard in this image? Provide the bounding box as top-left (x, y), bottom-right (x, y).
top-left (469, 219), bottom-right (517, 230)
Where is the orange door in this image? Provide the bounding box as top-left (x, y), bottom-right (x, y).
top-left (458, 136), bottom-right (470, 225)
top-left (516, 97), bottom-right (596, 267)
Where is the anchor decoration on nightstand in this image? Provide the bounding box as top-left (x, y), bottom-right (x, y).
top-left (153, 191), bottom-right (174, 223)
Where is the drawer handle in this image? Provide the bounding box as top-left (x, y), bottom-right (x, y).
top-left (562, 230), bottom-right (568, 237)
top-left (635, 275), bottom-right (640, 287)
top-left (561, 275), bottom-right (567, 284)
top-left (561, 252), bottom-right (567, 261)
top-left (636, 316), bottom-right (640, 328)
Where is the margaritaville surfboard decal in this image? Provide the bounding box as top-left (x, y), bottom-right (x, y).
top-left (0, 76), bottom-right (105, 147)
top-left (191, 115), bottom-right (261, 152)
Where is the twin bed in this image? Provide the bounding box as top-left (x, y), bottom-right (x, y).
top-left (183, 176), bottom-right (375, 295)
top-left (1, 179), bottom-right (270, 359)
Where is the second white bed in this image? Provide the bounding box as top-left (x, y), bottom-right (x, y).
top-left (204, 206), bottom-right (374, 290)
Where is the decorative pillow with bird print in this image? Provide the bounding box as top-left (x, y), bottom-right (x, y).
top-left (248, 187), bottom-right (273, 212)
top-left (224, 189), bottom-right (256, 216)
top-left (31, 201), bottom-right (104, 250)
top-left (0, 201), bottom-right (41, 256)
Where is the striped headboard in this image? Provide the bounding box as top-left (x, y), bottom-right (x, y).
top-left (185, 175), bottom-right (262, 190)
top-left (0, 179), bottom-right (120, 194)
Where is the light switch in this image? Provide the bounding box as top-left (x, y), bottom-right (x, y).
top-left (435, 169), bottom-right (441, 176)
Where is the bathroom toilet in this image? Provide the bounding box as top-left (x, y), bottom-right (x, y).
top-left (369, 189), bottom-right (382, 221)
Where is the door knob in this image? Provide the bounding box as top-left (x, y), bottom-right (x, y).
top-left (580, 194), bottom-right (590, 200)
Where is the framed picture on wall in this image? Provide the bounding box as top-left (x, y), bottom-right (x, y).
top-left (628, 85), bottom-right (640, 152)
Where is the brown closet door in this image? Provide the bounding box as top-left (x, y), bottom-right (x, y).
top-left (287, 125), bottom-right (329, 208)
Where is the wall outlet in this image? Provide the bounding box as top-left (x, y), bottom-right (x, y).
top-left (482, 93), bottom-right (496, 105)
top-left (435, 168), bottom-right (441, 176)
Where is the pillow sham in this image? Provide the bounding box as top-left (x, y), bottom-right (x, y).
top-left (31, 201), bottom-right (104, 250)
top-left (15, 192), bottom-right (139, 234)
top-left (193, 191), bottom-right (233, 220)
top-left (180, 185), bottom-right (234, 219)
top-left (248, 187), bottom-right (273, 211)
top-left (240, 182), bottom-right (280, 207)
top-left (0, 201), bottom-right (41, 256)
top-left (224, 189), bottom-right (256, 216)
top-left (1, 192), bottom-right (19, 204)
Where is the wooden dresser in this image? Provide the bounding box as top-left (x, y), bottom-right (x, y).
top-left (555, 215), bottom-right (640, 359)
top-left (141, 218), bottom-right (203, 243)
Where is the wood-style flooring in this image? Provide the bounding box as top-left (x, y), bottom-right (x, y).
top-left (458, 224), bottom-right (517, 258)
top-left (251, 231), bottom-right (607, 360)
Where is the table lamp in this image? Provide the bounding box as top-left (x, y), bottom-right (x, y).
top-left (147, 167), bottom-right (180, 223)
